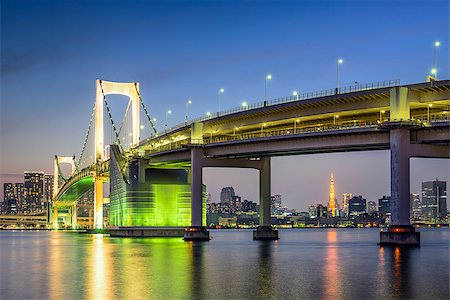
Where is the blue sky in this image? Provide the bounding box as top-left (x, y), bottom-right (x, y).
top-left (1, 0), bottom-right (449, 210)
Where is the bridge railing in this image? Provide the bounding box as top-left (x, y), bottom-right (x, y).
top-left (144, 112), bottom-right (449, 155)
top-left (152, 79), bottom-right (400, 137)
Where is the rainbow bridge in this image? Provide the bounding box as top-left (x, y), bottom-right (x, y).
top-left (53, 79), bottom-right (450, 244)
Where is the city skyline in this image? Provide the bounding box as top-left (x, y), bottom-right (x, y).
top-left (1, 1), bottom-right (449, 211)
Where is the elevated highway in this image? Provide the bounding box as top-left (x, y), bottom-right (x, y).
top-left (53, 79), bottom-right (449, 244)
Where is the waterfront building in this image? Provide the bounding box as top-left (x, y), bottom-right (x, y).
top-left (3, 183), bottom-right (24, 214)
top-left (328, 172), bottom-right (337, 217)
top-left (316, 204), bottom-right (328, 218)
top-left (367, 201), bottom-right (377, 214)
top-left (206, 193), bottom-right (212, 205)
top-left (421, 179), bottom-right (447, 221)
top-left (410, 193), bottom-right (422, 221)
top-left (308, 205), bottom-right (317, 218)
top-left (342, 193), bottom-right (352, 217)
top-left (231, 195), bottom-right (242, 210)
top-left (378, 195), bottom-right (391, 219)
top-left (271, 195), bottom-right (282, 211)
top-left (23, 171), bottom-right (45, 214)
top-left (348, 196), bottom-right (366, 216)
top-left (44, 174), bottom-right (54, 217)
top-left (220, 187), bottom-right (235, 204)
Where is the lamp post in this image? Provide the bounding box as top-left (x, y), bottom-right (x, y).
top-left (379, 110), bottom-right (385, 123)
top-left (265, 74), bottom-right (272, 101)
top-left (242, 101), bottom-right (248, 109)
top-left (165, 110), bottom-right (172, 129)
top-left (293, 90), bottom-right (299, 100)
top-left (185, 100), bottom-right (192, 125)
top-left (336, 59), bottom-right (343, 93)
top-left (434, 41), bottom-right (440, 80)
top-left (218, 88), bottom-right (224, 117)
top-left (334, 115), bottom-right (339, 125)
top-left (427, 104), bottom-right (432, 122)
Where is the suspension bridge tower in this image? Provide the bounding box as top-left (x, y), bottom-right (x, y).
top-left (94, 80), bottom-right (141, 229)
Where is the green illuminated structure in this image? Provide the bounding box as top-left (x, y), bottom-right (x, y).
top-left (109, 146), bottom-right (205, 227)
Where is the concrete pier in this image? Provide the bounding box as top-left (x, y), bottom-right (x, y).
top-left (379, 225), bottom-right (420, 247)
top-left (253, 226), bottom-right (279, 240)
top-left (183, 226), bottom-right (210, 241)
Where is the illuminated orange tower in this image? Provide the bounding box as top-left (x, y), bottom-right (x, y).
top-left (329, 172), bottom-right (336, 217)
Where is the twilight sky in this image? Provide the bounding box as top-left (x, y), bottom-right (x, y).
top-left (1, 0), bottom-right (449, 210)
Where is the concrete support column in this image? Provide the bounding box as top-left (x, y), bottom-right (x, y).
top-left (190, 148), bottom-right (203, 227)
top-left (259, 157), bottom-right (271, 227)
top-left (380, 126), bottom-right (419, 246)
top-left (254, 157), bottom-right (278, 240)
top-left (94, 177), bottom-right (104, 229)
top-left (390, 128), bottom-right (411, 226)
top-left (71, 204), bottom-right (77, 229)
top-left (184, 147), bottom-right (209, 241)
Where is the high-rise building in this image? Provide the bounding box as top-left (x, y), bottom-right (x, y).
top-left (367, 201), bottom-right (377, 214)
top-left (3, 183), bottom-right (24, 214)
top-left (23, 171), bottom-right (45, 213)
top-left (231, 195), bottom-right (242, 210)
top-left (410, 193), bottom-right (422, 221)
top-left (316, 204), bottom-right (328, 218)
top-left (271, 195), bottom-right (282, 211)
top-left (348, 195), bottom-right (366, 216)
top-left (421, 179), bottom-right (447, 221)
top-left (342, 193), bottom-right (352, 216)
top-left (44, 174), bottom-right (54, 212)
top-left (205, 193), bottom-right (212, 205)
top-left (328, 172), bottom-right (336, 217)
top-left (220, 187), bottom-right (235, 204)
top-left (308, 205), bottom-right (317, 218)
top-left (378, 195), bottom-right (391, 219)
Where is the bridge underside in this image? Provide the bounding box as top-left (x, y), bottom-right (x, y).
top-left (58, 176), bottom-right (94, 203)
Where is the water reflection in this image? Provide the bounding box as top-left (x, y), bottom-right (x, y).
top-left (324, 230), bottom-right (341, 299)
top-left (189, 242), bottom-right (206, 299)
top-left (87, 234), bottom-right (110, 300)
top-left (391, 247), bottom-right (413, 299)
top-left (256, 241), bottom-right (275, 299)
top-left (48, 234), bottom-right (63, 300)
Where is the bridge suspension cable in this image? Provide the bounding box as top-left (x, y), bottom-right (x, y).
top-left (99, 80), bottom-right (124, 152)
top-left (76, 102), bottom-right (96, 169)
top-left (114, 99), bottom-right (132, 145)
top-left (134, 82), bottom-right (157, 134)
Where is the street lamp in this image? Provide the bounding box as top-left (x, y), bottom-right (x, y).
top-left (218, 88), bottom-right (224, 117)
top-left (380, 110), bottom-right (385, 123)
top-left (294, 119), bottom-right (299, 134)
top-left (336, 58), bottom-right (343, 93)
top-left (333, 115), bottom-right (339, 125)
top-left (427, 104), bottom-right (432, 122)
top-left (165, 110), bottom-right (172, 129)
top-left (434, 41), bottom-right (440, 80)
top-left (206, 111), bottom-right (211, 117)
top-left (292, 90), bottom-right (299, 100)
top-left (242, 101), bottom-right (248, 109)
top-left (185, 100), bottom-right (192, 125)
top-left (265, 74), bottom-right (272, 101)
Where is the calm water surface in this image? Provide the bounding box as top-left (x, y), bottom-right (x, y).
top-left (0, 228), bottom-right (449, 299)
